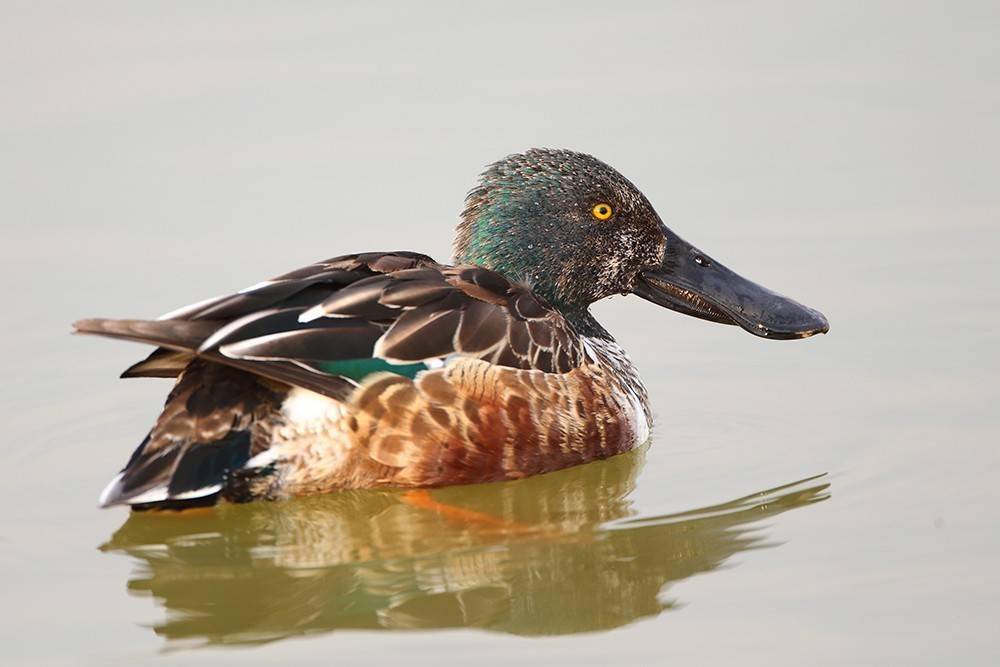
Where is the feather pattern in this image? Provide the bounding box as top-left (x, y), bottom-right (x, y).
top-left (78, 252), bottom-right (586, 394)
top-left (78, 252), bottom-right (646, 507)
top-left (97, 360), bottom-right (283, 508)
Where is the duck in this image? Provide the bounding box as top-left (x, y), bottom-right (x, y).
top-left (75, 148), bottom-right (828, 510)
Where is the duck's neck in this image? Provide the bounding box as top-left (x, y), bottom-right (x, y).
top-left (563, 308), bottom-right (613, 341)
top-left (453, 208), bottom-right (608, 312)
top-left (577, 315), bottom-right (650, 438)
top-left (567, 308), bottom-right (647, 420)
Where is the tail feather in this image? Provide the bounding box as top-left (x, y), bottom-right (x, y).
top-left (97, 438), bottom-right (242, 508)
top-left (166, 431), bottom-right (251, 497)
top-left (73, 318), bottom-right (217, 352)
top-left (120, 348), bottom-right (193, 379)
top-left (97, 360), bottom-right (281, 509)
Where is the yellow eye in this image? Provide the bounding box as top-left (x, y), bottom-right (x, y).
top-left (592, 203), bottom-right (613, 220)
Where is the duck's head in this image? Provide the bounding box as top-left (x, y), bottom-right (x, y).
top-left (454, 148), bottom-right (828, 339)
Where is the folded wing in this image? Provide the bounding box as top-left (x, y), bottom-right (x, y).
top-left (76, 252), bottom-right (586, 398)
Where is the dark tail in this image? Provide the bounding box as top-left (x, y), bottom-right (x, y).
top-left (98, 360), bottom-right (281, 509)
top-left (73, 318), bottom-right (217, 352)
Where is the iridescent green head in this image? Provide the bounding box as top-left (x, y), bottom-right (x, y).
top-left (453, 149), bottom-right (665, 311)
top-left (454, 148), bottom-right (830, 340)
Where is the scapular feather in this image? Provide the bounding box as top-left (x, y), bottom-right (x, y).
top-left (79, 250), bottom-right (587, 432)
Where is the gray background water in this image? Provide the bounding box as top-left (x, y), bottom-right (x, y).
top-left (2, 1), bottom-right (998, 664)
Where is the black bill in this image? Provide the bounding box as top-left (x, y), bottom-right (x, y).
top-left (632, 228), bottom-right (829, 340)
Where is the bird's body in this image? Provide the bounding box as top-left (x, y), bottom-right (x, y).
top-left (78, 149), bottom-right (827, 510)
top-left (84, 252), bottom-right (650, 507)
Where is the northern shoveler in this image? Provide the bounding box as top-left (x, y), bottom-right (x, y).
top-left (76, 149), bottom-right (828, 509)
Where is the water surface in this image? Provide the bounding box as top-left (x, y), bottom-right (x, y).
top-left (101, 451), bottom-right (827, 646)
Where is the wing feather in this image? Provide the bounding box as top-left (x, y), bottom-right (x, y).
top-left (120, 348), bottom-right (193, 378)
top-left (78, 252), bottom-right (586, 395)
top-left (456, 299), bottom-right (507, 353)
top-left (375, 308), bottom-right (464, 362)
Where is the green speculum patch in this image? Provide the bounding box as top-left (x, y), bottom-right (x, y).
top-left (315, 358), bottom-right (429, 382)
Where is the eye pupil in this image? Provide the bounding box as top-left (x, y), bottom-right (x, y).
top-left (592, 204), bottom-right (613, 220)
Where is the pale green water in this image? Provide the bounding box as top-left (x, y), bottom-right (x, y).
top-left (100, 452), bottom-right (828, 644)
top-left (2, 2), bottom-right (999, 665)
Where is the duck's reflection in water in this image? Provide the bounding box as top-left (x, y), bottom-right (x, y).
top-left (101, 448), bottom-right (829, 646)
